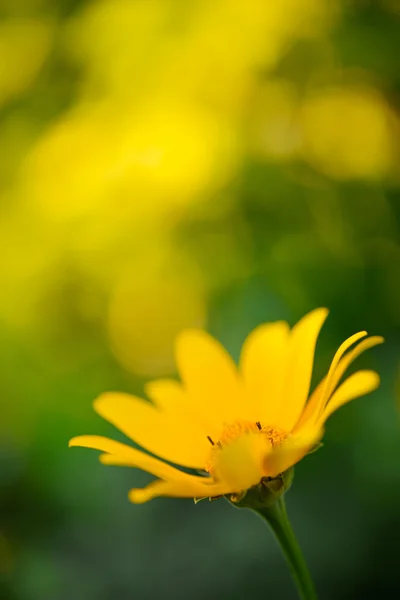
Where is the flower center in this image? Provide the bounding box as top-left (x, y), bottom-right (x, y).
top-left (205, 420), bottom-right (287, 492)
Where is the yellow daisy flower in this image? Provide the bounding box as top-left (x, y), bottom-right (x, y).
top-left (69, 308), bottom-right (383, 504)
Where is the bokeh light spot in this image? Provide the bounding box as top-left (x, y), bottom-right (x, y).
top-left (300, 85), bottom-right (396, 180)
top-left (108, 258), bottom-right (207, 377)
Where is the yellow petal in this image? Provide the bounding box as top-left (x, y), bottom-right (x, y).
top-left (278, 308), bottom-right (328, 431)
top-left (145, 378), bottom-right (212, 433)
top-left (175, 329), bottom-right (242, 433)
top-left (293, 331), bottom-right (368, 431)
top-left (325, 336), bottom-right (384, 399)
top-left (240, 321), bottom-right (289, 423)
top-left (320, 370), bottom-right (380, 423)
top-left (99, 454), bottom-right (209, 484)
top-left (128, 478), bottom-right (231, 504)
top-left (93, 392), bottom-right (210, 469)
top-left (69, 435), bottom-right (199, 483)
top-left (144, 379), bottom-right (186, 411)
top-left (212, 433), bottom-right (269, 492)
top-left (263, 428), bottom-right (323, 477)
top-left (322, 331), bottom-right (368, 400)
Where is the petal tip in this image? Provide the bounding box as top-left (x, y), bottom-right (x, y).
top-left (175, 327), bottom-right (203, 343)
top-left (68, 436), bottom-right (82, 448)
top-left (293, 306), bottom-right (329, 333)
top-left (93, 393), bottom-right (107, 413)
top-left (93, 391), bottom-right (129, 415)
top-left (311, 307), bottom-right (329, 318)
top-left (174, 328), bottom-right (216, 354)
top-left (369, 371), bottom-right (381, 389)
top-left (316, 307), bottom-right (329, 321)
top-left (128, 488), bottom-right (148, 504)
top-left (99, 453), bottom-right (111, 464)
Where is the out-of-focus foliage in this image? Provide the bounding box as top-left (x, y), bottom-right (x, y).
top-left (1, 1), bottom-right (399, 599)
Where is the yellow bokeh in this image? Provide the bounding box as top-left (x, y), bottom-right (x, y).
top-left (0, 0), bottom-right (349, 363)
top-left (65, 0), bottom-right (332, 107)
top-left (0, 18), bottom-right (53, 108)
top-left (23, 97), bottom-right (237, 223)
top-left (249, 79), bottom-right (300, 161)
top-left (108, 249), bottom-right (207, 377)
top-left (300, 85), bottom-right (397, 180)
top-left (0, 204), bottom-right (59, 332)
top-left (22, 0), bottom-right (333, 226)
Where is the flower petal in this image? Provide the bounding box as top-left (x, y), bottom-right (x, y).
top-left (93, 392), bottom-right (210, 469)
top-left (278, 308), bottom-right (328, 431)
top-left (175, 329), bottom-right (242, 433)
top-left (322, 331), bottom-right (368, 399)
top-left (144, 379), bottom-right (186, 411)
top-left (324, 336), bottom-right (384, 400)
top-left (263, 428), bottom-right (323, 477)
top-left (69, 435), bottom-right (198, 483)
top-left (145, 378), bottom-right (212, 433)
top-left (320, 370), bottom-right (380, 423)
top-left (240, 321), bottom-right (289, 423)
top-left (69, 435), bottom-right (131, 455)
top-left (212, 433), bottom-right (269, 492)
top-left (99, 454), bottom-right (209, 485)
top-left (293, 331), bottom-right (368, 431)
top-left (128, 479), bottom-right (231, 504)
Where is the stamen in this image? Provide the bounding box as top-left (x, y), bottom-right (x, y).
top-left (256, 421), bottom-right (262, 430)
top-left (207, 436), bottom-right (215, 446)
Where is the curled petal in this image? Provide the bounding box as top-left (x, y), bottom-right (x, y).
top-left (128, 479), bottom-right (231, 504)
top-left (320, 370), bottom-right (380, 423)
top-left (294, 331), bottom-right (367, 430)
top-left (69, 435), bottom-right (201, 483)
top-left (325, 336), bottom-right (384, 399)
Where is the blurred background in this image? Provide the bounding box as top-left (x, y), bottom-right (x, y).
top-left (1, 0), bottom-right (400, 598)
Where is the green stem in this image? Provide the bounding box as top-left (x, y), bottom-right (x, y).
top-left (254, 497), bottom-right (318, 600)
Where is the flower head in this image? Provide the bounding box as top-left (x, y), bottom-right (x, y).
top-left (69, 308), bottom-right (383, 504)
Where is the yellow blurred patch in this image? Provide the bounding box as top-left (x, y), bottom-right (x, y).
top-left (250, 79), bottom-right (300, 161)
top-left (108, 251), bottom-right (207, 377)
top-left (20, 0), bottom-right (336, 226)
top-left (0, 19), bottom-right (53, 107)
top-left (23, 97), bottom-right (237, 223)
top-left (300, 85), bottom-right (397, 180)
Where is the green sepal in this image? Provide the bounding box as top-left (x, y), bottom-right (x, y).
top-left (193, 494), bottom-right (223, 504)
top-left (227, 468), bottom-right (294, 510)
top-left (307, 442), bottom-right (323, 455)
top-left (193, 497), bottom-right (207, 504)
top-left (193, 468), bottom-right (294, 507)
